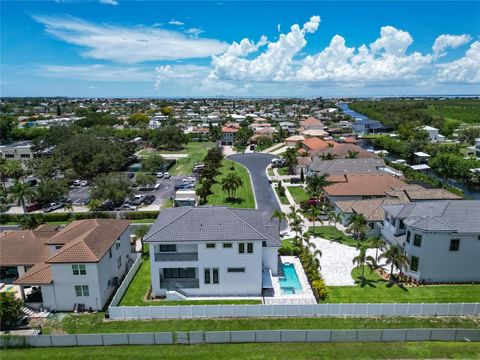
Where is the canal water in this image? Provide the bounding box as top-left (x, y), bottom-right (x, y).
top-left (339, 103), bottom-right (480, 199)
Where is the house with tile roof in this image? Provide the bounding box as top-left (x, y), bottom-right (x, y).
top-left (0, 219), bottom-right (132, 311)
top-left (381, 200), bottom-right (480, 283)
top-left (299, 116), bottom-right (325, 130)
top-left (220, 123), bottom-right (240, 145)
top-left (144, 206), bottom-right (281, 298)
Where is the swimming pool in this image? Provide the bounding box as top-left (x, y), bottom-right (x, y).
top-left (279, 263), bottom-right (302, 294)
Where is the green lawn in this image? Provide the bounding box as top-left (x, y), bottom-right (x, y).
top-left (6, 343), bottom-right (480, 360)
top-left (206, 160), bottom-right (255, 209)
top-left (119, 259), bottom-right (260, 306)
top-left (351, 266), bottom-right (383, 284)
top-left (287, 186), bottom-right (309, 204)
top-left (277, 167), bottom-right (289, 175)
top-left (307, 226), bottom-right (374, 248)
top-left (167, 142), bottom-right (215, 176)
top-left (274, 186), bottom-right (289, 205)
top-left (41, 312), bottom-right (480, 334)
top-left (267, 167), bottom-right (274, 177)
top-left (327, 284), bottom-right (480, 304)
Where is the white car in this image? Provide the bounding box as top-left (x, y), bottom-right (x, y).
top-left (156, 172), bottom-right (164, 178)
top-left (163, 172), bottom-right (171, 179)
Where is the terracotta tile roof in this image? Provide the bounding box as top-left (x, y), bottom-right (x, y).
top-left (46, 219), bottom-right (130, 263)
top-left (222, 123), bottom-right (240, 133)
top-left (325, 174), bottom-right (407, 197)
top-left (300, 116), bottom-right (324, 127)
top-left (44, 220), bottom-right (97, 245)
top-left (15, 262), bottom-right (52, 285)
top-left (336, 198), bottom-right (408, 222)
top-left (0, 230), bottom-right (52, 266)
top-left (302, 137), bottom-right (335, 151)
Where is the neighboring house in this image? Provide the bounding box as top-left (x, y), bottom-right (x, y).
top-left (279, 121), bottom-right (296, 132)
top-left (144, 207), bottom-right (280, 298)
top-left (422, 126), bottom-right (445, 143)
top-left (301, 129), bottom-right (329, 139)
top-left (220, 123), bottom-right (240, 146)
top-left (311, 143), bottom-right (377, 160)
top-left (324, 174), bottom-right (407, 203)
top-left (284, 135), bottom-right (304, 147)
top-left (301, 138), bottom-right (334, 153)
top-left (299, 116), bottom-right (325, 130)
top-left (306, 158), bottom-right (387, 177)
top-left (352, 119), bottom-right (383, 135)
top-left (0, 141), bottom-right (34, 161)
top-left (467, 138), bottom-right (480, 157)
top-left (381, 201), bottom-right (480, 283)
top-left (0, 219), bottom-right (132, 311)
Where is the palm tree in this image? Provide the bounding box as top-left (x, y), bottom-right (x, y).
top-left (306, 173), bottom-right (332, 208)
top-left (346, 150), bottom-right (360, 158)
top-left (134, 225), bottom-right (149, 253)
top-left (352, 247), bottom-right (376, 282)
top-left (369, 237), bottom-right (386, 266)
top-left (288, 206), bottom-right (303, 243)
top-left (87, 199), bottom-right (102, 218)
top-left (284, 147), bottom-right (298, 174)
top-left (320, 152), bottom-right (337, 160)
top-left (379, 244), bottom-right (409, 282)
top-left (347, 213), bottom-right (368, 244)
top-left (306, 206), bottom-right (322, 233)
top-left (221, 172), bottom-right (243, 199)
top-left (271, 210), bottom-right (287, 234)
top-left (9, 180), bottom-right (34, 215)
top-left (19, 214), bottom-right (45, 229)
top-left (329, 211), bottom-right (343, 240)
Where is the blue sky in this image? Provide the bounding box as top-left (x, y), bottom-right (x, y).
top-left (1, 1), bottom-right (479, 97)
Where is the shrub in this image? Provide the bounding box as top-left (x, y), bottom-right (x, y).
top-left (312, 278), bottom-right (328, 300)
top-left (123, 211), bottom-right (159, 220)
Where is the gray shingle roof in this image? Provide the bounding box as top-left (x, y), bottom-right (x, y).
top-left (309, 158), bottom-right (386, 175)
top-left (382, 200), bottom-right (480, 233)
top-left (144, 206), bottom-right (281, 246)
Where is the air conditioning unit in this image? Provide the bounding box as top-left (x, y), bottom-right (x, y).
top-left (112, 277), bottom-right (119, 286)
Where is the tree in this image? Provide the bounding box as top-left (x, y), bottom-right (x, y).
top-left (328, 211), bottom-right (343, 240)
top-left (0, 293), bottom-right (23, 330)
top-left (428, 153), bottom-right (461, 183)
top-left (152, 125), bottom-right (187, 150)
top-left (370, 237), bottom-right (386, 266)
top-left (346, 150), bottom-right (359, 158)
top-left (306, 173), bottom-right (331, 208)
top-left (141, 154), bottom-right (166, 173)
top-left (221, 172), bottom-right (243, 199)
top-left (300, 167), bottom-right (305, 182)
top-left (284, 147), bottom-right (298, 174)
top-left (135, 172), bottom-right (157, 189)
top-left (209, 125), bottom-right (221, 142)
top-left (196, 180), bottom-right (211, 205)
top-left (320, 152), bottom-right (337, 160)
top-left (9, 180), bottom-right (35, 215)
top-left (128, 113), bottom-right (150, 128)
top-left (87, 199), bottom-right (103, 218)
top-left (0, 115), bottom-right (19, 141)
top-left (347, 213), bottom-right (368, 244)
top-left (352, 247), bottom-right (375, 283)
top-left (0, 160), bottom-right (25, 186)
top-left (19, 214), bottom-right (45, 229)
top-left (134, 225), bottom-right (149, 253)
top-left (271, 209), bottom-right (287, 234)
top-left (306, 206), bottom-right (321, 233)
top-left (160, 106), bottom-right (173, 116)
top-left (90, 174), bottom-right (132, 206)
top-left (288, 206), bottom-right (303, 242)
top-left (379, 244), bottom-right (409, 282)
top-left (34, 179), bottom-right (68, 205)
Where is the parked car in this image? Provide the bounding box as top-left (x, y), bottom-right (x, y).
top-left (26, 203), bottom-right (42, 213)
top-left (72, 179), bottom-right (82, 187)
top-left (143, 195), bottom-right (155, 205)
top-left (83, 198), bottom-right (91, 206)
top-left (270, 158), bottom-right (285, 168)
top-left (58, 196), bottom-right (72, 205)
top-left (163, 172), bottom-right (171, 179)
top-left (100, 199), bottom-right (115, 211)
top-left (156, 172), bottom-right (164, 178)
top-left (174, 183), bottom-right (194, 190)
top-left (26, 179), bottom-right (37, 187)
top-left (127, 194), bottom-right (145, 206)
top-left (43, 202), bottom-right (64, 213)
top-left (127, 172), bottom-right (135, 179)
top-left (79, 180), bottom-right (89, 187)
top-left (119, 203), bottom-right (136, 211)
top-left (290, 177), bottom-right (303, 184)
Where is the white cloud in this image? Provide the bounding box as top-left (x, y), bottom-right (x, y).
top-left (432, 34), bottom-right (471, 59)
top-left (33, 15), bottom-right (227, 63)
top-left (168, 19), bottom-right (185, 26)
top-left (39, 64), bottom-right (154, 81)
top-left (185, 27), bottom-right (204, 39)
top-left (155, 64), bottom-right (209, 89)
top-left (99, 0), bottom-right (118, 5)
top-left (436, 41), bottom-right (480, 83)
top-left (370, 26), bottom-right (413, 56)
top-left (277, 24), bottom-right (281, 32)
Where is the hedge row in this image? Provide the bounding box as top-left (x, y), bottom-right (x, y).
top-left (0, 211), bottom-right (159, 224)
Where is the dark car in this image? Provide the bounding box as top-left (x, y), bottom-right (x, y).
top-left (143, 195), bottom-right (155, 205)
top-left (127, 172), bottom-right (135, 179)
top-left (26, 203), bottom-right (43, 213)
top-left (58, 196), bottom-right (72, 205)
top-left (26, 179), bottom-right (38, 187)
top-left (290, 177), bottom-right (303, 184)
top-left (83, 198), bottom-right (91, 206)
top-left (101, 199), bottom-right (115, 211)
top-left (43, 202), bottom-right (64, 213)
top-left (174, 183), bottom-right (194, 190)
top-left (127, 195), bottom-right (145, 206)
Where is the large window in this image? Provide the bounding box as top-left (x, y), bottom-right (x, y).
top-left (163, 268), bottom-right (195, 279)
top-left (238, 243), bottom-right (245, 254)
top-left (399, 220), bottom-right (405, 229)
top-left (212, 268), bottom-right (219, 284)
top-left (204, 268), bottom-right (219, 284)
top-left (204, 268), bottom-right (210, 284)
top-left (413, 234), bottom-right (422, 247)
top-left (223, 243), bottom-right (232, 248)
top-left (159, 245), bottom-right (176, 252)
top-left (449, 239), bottom-right (460, 251)
top-left (72, 264), bottom-right (86, 275)
top-left (410, 257), bottom-right (419, 272)
top-left (247, 243), bottom-right (253, 254)
top-left (74, 285), bottom-right (89, 297)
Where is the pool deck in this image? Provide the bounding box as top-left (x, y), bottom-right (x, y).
top-left (264, 256), bottom-right (316, 305)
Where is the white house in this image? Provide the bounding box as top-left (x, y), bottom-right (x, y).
top-left (381, 201), bottom-right (480, 283)
top-left (144, 207), bottom-right (280, 298)
top-left (422, 125), bottom-right (445, 143)
top-left (0, 141), bottom-right (34, 161)
top-left (0, 219), bottom-right (132, 311)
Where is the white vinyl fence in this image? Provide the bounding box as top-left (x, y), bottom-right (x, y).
top-left (109, 253), bottom-right (142, 307)
top-left (2, 328), bottom-right (479, 348)
top-left (108, 302), bottom-right (480, 320)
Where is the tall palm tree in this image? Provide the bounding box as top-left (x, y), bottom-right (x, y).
top-left (370, 237), bottom-right (387, 266)
top-left (306, 173), bottom-right (332, 208)
top-left (288, 206), bottom-right (303, 243)
top-left (379, 245), bottom-right (409, 282)
top-left (271, 210), bottom-right (287, 234)
top-left (347, 213), bottom-right (368, 244)
top-left (87, 199), bottom-right (102, 218)
top-left (9, 180), bottom-right (34, 215)
top-left (221, 172), bottom-right (243, 199)
top-left (329, 211), bottom-right (343, 240)
top-left (284, 147), bottom-right (299, 175)
top-left (320, 152), bottom-right (337, 160)
top-left (346, 150), bottom-right (359, 158)
top-left (306, 206), bottom-right (321, 233)
top-left (352, 247), bottom-right (376, 282)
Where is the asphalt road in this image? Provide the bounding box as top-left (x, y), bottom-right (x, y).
top-left (227, 153), bottom-right (287, 230)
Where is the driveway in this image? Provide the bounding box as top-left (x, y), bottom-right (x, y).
top-left (227, 153), bottom-right (286, 229)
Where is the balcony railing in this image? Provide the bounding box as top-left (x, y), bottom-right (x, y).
top-left (160, 278), bottom-right (200, 289)
top-left (154, 252), bottom-right (198, 262)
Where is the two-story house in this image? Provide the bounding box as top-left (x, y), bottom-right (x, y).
top-left (381, 200), bottom-right (480, 283)
top-left (220, 123), bottom-right (240, 146)
top-left (144, 206), bottom-right (281, 298)
top-left (0, 219), bottom-right (132, 311)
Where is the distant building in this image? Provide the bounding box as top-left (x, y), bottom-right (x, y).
top-left (352, 119), bottom-right (383, 135)
top-left (0, 141), bottom-right (34, 161)
top-left (421, 126), bottom-right (445, 143)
